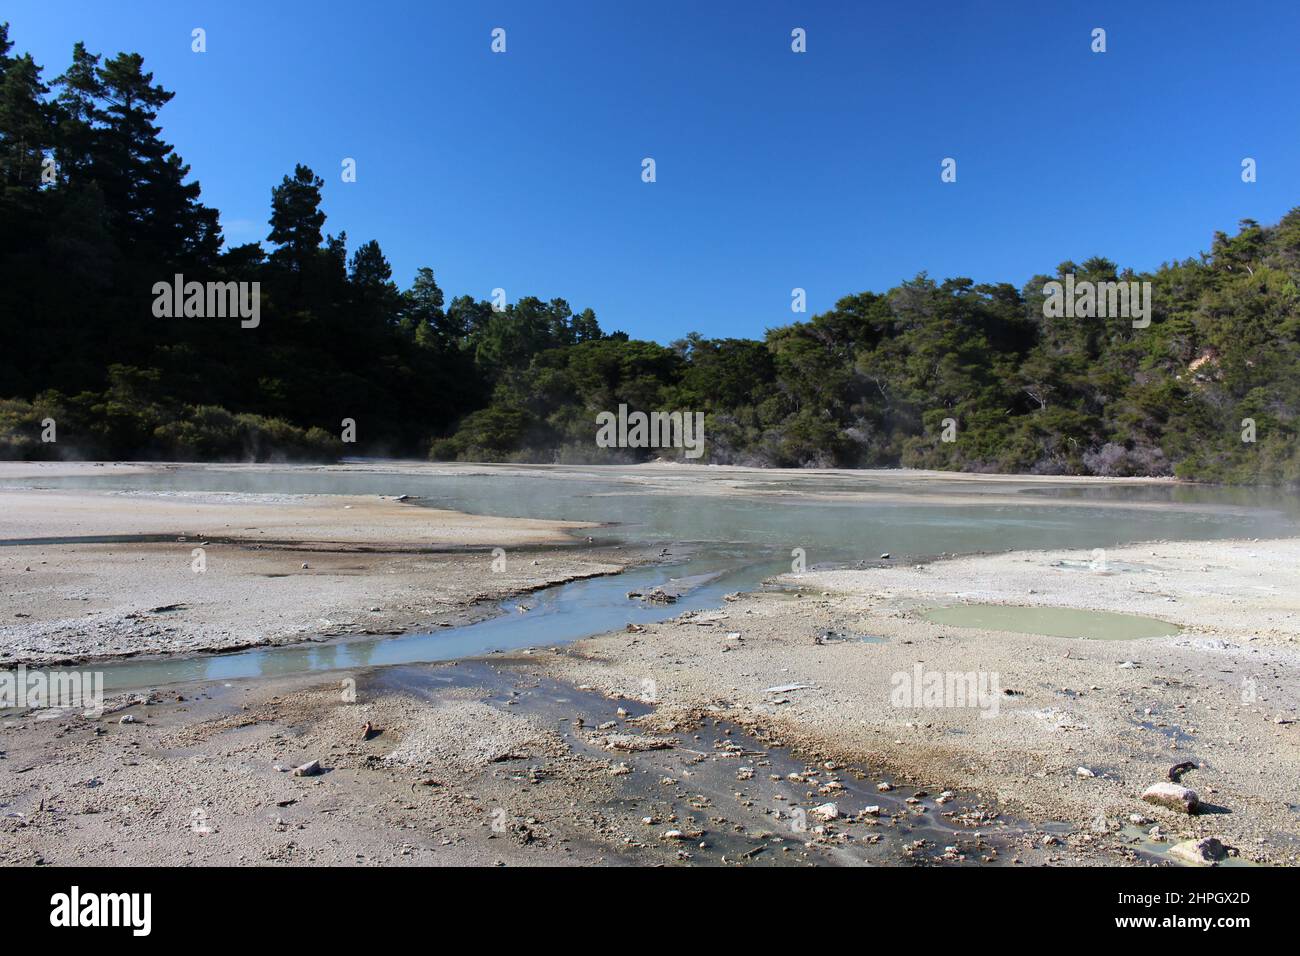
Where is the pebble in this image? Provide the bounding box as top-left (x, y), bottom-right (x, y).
top-left (1169, 837), bottom-right (1229, 866)
top-left (1141, 781), bottom-right (1199, 814)
top-left (811, 802), bottom-right (839, 821)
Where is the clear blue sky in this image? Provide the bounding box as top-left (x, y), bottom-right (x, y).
top-left (7, 1), bottom-right (1300, 342)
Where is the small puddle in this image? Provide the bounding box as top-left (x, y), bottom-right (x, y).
top-left (921, 605), bottom-right (1181, 640)
top-left (1116, 825), bottom-right (1259, 867)
top-left (1050, 559), bottom-right (1156, 574)
top-left (818, 629), bottom-right (887, 645)
top-left (0, 534), bottom-right (188, 547)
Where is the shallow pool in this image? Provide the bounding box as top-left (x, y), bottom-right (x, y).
top-left (921, 604), bottom-right (1182, 640)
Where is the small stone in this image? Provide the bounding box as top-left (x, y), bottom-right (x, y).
top-left (293, 759), bottom-right (322, 777)
top-left (811, 802), bottom-right (839, 821)
top-left (1142, 782), bottom-right (1198, 814)
top-left (1076, 767), bottom-right (1096, 778)
top-left (1168, 837), bottom-right (1228, 866)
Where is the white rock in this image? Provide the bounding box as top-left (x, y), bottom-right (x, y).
top-left (811, 802), bottom-right (840, 821)
top-left (1141, 781), bottom-right (1199, 814)
top-left (1169, 837), bottom-right (1228, 866)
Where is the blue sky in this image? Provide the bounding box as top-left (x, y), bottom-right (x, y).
top-left (7, 1), bottom-right (1300, 342)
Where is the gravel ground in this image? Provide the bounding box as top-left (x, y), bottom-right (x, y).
top-left (2, 463), bottom-right (1294, 866)
top-left (547, 538), bottom-right (1300, 865)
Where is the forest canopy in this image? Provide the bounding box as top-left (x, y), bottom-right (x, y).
top-left (1, 25), bottom-right (1297, 485)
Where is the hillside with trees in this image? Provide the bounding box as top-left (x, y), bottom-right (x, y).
top-left (1, 25), bottom-right (1296, 484)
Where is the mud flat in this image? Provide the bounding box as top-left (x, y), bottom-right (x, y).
top-left (0, 482), bottom-right (623, 665)
top-left (2, 461), bottom-right (1296, 866)
top-left (0, 658), bottom-right (1062, 867)
top-left (548, 538), bottom-right (1300, 865)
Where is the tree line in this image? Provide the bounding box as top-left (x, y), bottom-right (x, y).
top-left (1, 25), bottom-right (1296, 484)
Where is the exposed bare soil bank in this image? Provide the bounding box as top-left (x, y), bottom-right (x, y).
top-left (0, 483), bottom-right (619, 665)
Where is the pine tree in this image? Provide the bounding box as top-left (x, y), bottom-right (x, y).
top-left (94, 52), bottom-right (219, 260)
top-left (268, 164), bottom-right (326, 272)
top-left (0, 50), bottom-right (51, 189)
top-left (52, 42), bottom-right (102, 182)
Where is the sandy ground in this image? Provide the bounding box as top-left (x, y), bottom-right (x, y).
top-left (0, 488), bottom-right (589, 545)
top-left (547, 538), bottom-right (1300, 865)
top-left (1, 462), bottom-right (1296, 867)
top-left (0, 666), bottom-right (621, 866)
top-left (1, 659), bottom-right (1063, 867)
top-left (0, 485), bottom-right (624, 665)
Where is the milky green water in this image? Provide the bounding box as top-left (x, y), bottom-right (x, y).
top-left (921, 604), bottom-right (1183, 640)
top-left (8, 464), bottom-right (1295, 689)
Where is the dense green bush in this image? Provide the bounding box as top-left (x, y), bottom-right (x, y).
top-left (2, 24), bottom-right (1297, 483)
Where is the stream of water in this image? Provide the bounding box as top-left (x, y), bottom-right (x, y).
top-left (11, 464), bottom-right (1298, 691)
